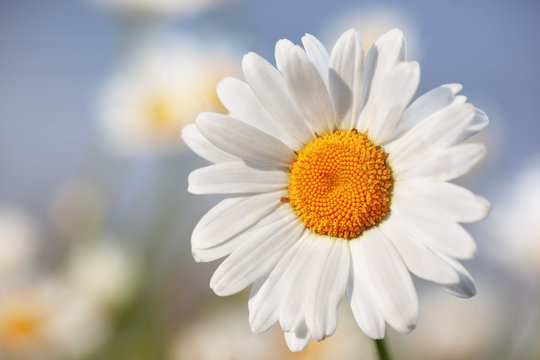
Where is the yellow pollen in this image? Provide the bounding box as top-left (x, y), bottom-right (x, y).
top-left (288, 130), bottom-right (393, 239)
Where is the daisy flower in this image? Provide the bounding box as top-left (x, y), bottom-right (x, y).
top-left (0, 280), bottom-right (107, 359)
top-left (97, 42), bottom-right (237, 155)
top-left (183, 29), bottom-right (490, 352)
top-left (63, 238), bottom-right (138, 313)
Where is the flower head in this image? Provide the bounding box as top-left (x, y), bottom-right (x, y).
top-left (98, 42), bottom-right (237, 155)
top-left (183, 29), bottom-right (490, 352)
top-left (0, 280), bottom-right (107, 359)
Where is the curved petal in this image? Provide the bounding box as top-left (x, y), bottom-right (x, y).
top-left (454, 107), bottom-right (489, 144)
top-left (193, 205), bottom-right (291, 262)
top-left (392, 197), bottom-right (477, 259)
top-left (248, 230), bottom-right (309, 333)
top-left (191, 190), bottom-right (286, 252)
top-left (279, 234), bottom-right (322, 333)
top-left (181, 124), bottom-right (238, 163)
top-left (369, 28), bottom-right (406, 91)
top-left (196, 112), bottom-right (296, 168)
top-left (438, 253), bottom-right (477, 298)
top-left (328, 29), bottom-right (364, 130)
top-left (366, 61), bottom-right (420, 144)
top-left (242, 52), bottom-right (313, 146)
top-left (393, 84), bottom-right (463, 140)
top-left (304, 236), bottom-right (349, 341)
top-left (357, 28), bottom-right (406, 131)
top-left (379, 219), bottom-right (460, 285)
top-left (396, 143), bottom-right (486, 181)
top-left (362, 228), bottom-right (418, 333)
top-left (210, 215), bottom-right (304, 296)
top-left (386, 102), bottom-right (475, 170)
top-left (347, 239), bottom-right (386, 339)
top-left (276, 39), bottom-right (335, 134)
top-left (302, 34), bottom-right (330, 86)
top-left (284, 322), bottom-right (311, 352)
top-left (216, 77), bottom-right (299, 149)
top-left (401, 180), bottom-right (490, 223)
top-left (188, 162), bottom-right (288, 194)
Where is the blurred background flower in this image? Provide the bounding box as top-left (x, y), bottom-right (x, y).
top-left (0, 0), bottom-right (539, 359)
top-left (0, 209), bottom-right (37, 282)
top-left (97, 39), bottom-right (238, 155)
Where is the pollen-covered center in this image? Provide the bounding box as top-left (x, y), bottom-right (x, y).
top-left (288, 130), bottom-right (393, 239)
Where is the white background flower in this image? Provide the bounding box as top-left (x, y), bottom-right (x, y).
top-left (184, 28), bottom-right (489, 351)
top-left (97, 41), bottom-right (238, 155)
top-left (0, 280), bottom-right (107, 359)
top-left (63, 238), bottom-right (138, 312)
top-left (0, 209), bottom-right (37, 282)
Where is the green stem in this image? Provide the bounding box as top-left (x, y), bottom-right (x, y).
top-left (375, 338), bottom-right (392, 360)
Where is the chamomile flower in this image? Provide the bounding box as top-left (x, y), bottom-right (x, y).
top-left (0, 280), bottom-right (107, 359)
top-left (98, 42), bottom-right (237, 155)
top-left (183, 29), bottom-right (490, 352)
top-left (63, 238), bottom-right (138, 313)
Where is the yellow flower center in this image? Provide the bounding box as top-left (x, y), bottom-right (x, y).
top-left (0, 304), bottom-right (44, 346)
top-left (288, 130), bottom-right (393, 239)
top-left (147, 96), bottom-right (177, 135)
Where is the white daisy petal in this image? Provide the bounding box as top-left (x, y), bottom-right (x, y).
top-left (437, 252), bottom-right (477, 298)
top-left (398, 143), bottom-right (486, 181)
top-left (367, 61), bottom-right (420, 143)
top-left (328, 29), bottom-right (364, 130)
top-left (347, 240), bottom-right (386, 339)
top-left (301, 34), bottom-right (330, 86)
top-left (278, 234), bottom-right (320, 333)
top-left (191, 190), bottom-right (286, 252)
top-left (379, 219), bottom-right (460, 285)
top-left (284, 322), bottom-right (311, 352)
top-left (181, 124), bottom-right (238, 163)
top-left (304, 236), bottom-right (350, 341)
top-left (362, 228), bottom-right (418, 333)
top-left (386, 102), bottom-right (475, 169)
top-left (248, 231), bottom-right (309, 333)
top-left (193, 205), bottom-right (295, 262)
top-left (210, 214), bottom-right (304, 296)
top-left (242, 52), bottom-right (313, 146)
top-left (275, 39), bottom-right (335, 134)
top-left (188, 162), bottom-right (288, 194)
top-left (216, 77), bottom-right (300, 149)
top-left (393, 83), bottom-right (463, 139)
top-left (365, 28), bottom-right (406, 97)
top-left (405, 180), bottom-right (490, 223)
top-left (454, 107), bottom-right (489, 144)
top-left (393, 198), bottom-right (477, 259)
top-left (358, 41), bottom-right (378, 119)
top-left (196, 112), bottom-right (296, 168)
